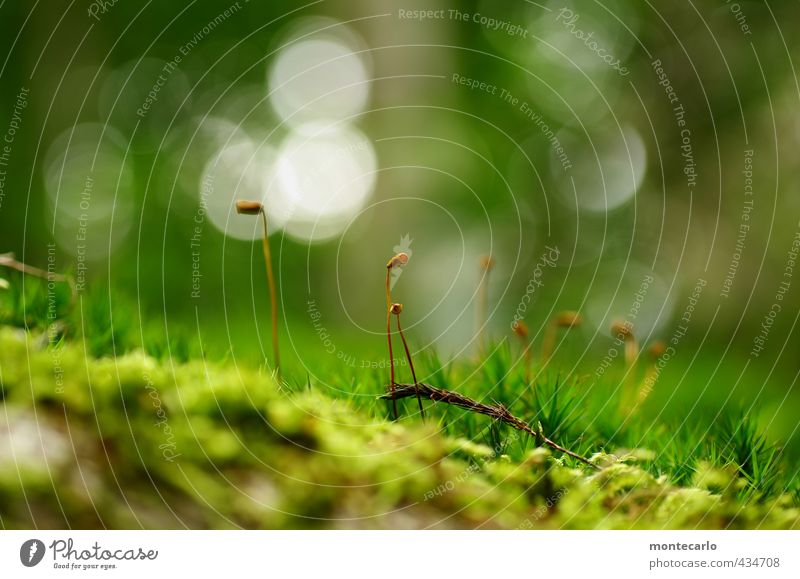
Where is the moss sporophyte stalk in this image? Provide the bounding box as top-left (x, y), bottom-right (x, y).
top-left (611, 319), bottom-right (639, 413)
top-left (385, 253), bottom-right (406, 419)
top-left (477, 255), bottom-right (495, 354)
top-left (512, 320), bottom-right (531, 384)
top-left (391, 302), bottom-right (425, 420)
top-left (385, 253), bottom-right (424, 420)
top-left (541, 310), bottom-right (582, 364)
top-left (236, 199), bottom-right (280, 376)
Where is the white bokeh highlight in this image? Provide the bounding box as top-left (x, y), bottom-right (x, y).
top-left (555, 125), bottom-right (647, 212)
top-left (274, 124), bottom-right (377, 243)
top-left (268, 36), bottom-right (369, 128)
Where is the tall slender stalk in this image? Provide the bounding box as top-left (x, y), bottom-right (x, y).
top-left (385, 253), bottom-right (408, 420)
top-left (236, 200), bottom-right (280, 376)
top-left (541, 311), bottom-right (582, 364)
top-left (392, 303), bottom-right (425, 419)
top-left (386, 290), bottom-right (397, 419)
top-left (513, 320), bottom-right (531, 384)
top-left (476, 255), bottom-right (494, 353)
top-left (259, 208), bottom-right (280, 376)
top-left (623, 340), bottom-right (666, 426)
top-left (612, 320), bottom-right (638, 413)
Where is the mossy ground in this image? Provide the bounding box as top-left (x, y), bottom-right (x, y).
top-left (1, 323), bottom-right (799, 529)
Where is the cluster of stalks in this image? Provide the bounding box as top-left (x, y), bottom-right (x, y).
top-left (236, 200), bottom-right (280, 376)
top-left (385, 253), bottom-right (424, 420)
top-left (378, 254), bottom-right (598, 468)
top-left (376, 250), bottom-right (673, 469)
top-left (228, 213), bottom-right (662, 470)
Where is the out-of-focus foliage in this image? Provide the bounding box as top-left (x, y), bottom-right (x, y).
top-left (2, 0), bottom-right (800, 529)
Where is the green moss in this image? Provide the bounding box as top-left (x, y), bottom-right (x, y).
top-left (0, 327), bottom-right (798, 529)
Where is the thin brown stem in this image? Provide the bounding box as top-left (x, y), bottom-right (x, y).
top-left (541, 321), bottom-right (557, 364)
top-left (619, 338), bottom-right (639, 412)
top-left (385, 270), bottom-right (398, 420)
top-left (513, 322), bottom-right (531, 384)
top-left (621, 366), bottom-right (657, 428)
top-left (259, 209), bottom-right (280, 376)
top-left (524, 347), bottom-right (532, 385)
top-left (381, 382), bottom-right (599, 469)
top-left (477, 280), bottom-right (486, 352)
top-left (476, 256), bottom-right (494, 354)
top-left (394, 311), bottom-right (425, 420)
top-left (477, 278), bottom-right (488, 354)
top-left (624, 339), bottom-right (639, 368)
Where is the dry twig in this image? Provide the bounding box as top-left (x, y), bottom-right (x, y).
top-left (0, 252), bottom-right (77, 302)
top-left (380, 382), bottom-right (599, 469)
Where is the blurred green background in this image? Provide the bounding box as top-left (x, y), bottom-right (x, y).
top-left (1, 1), bottom-right (799, 453)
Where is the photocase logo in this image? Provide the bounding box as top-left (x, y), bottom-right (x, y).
top-left (390, 234), bottom-right (413, 289)
top-left (19, 539), bottom-right (46, 567)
